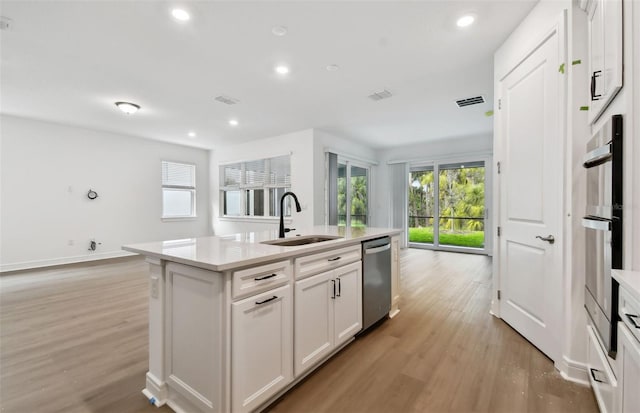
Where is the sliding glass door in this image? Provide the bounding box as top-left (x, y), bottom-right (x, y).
top-left (338, 161), bottom-right (369, 228)
top-left (409, 167), bottom-right (435, 245)
top-left (409, 160), bottom-right (486, 252)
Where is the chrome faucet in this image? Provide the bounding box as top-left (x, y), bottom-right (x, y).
top-left (279, 191), bottom-right (302, 238)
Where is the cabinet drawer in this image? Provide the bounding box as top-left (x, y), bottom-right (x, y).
top-left (619, 286), bottom-right (640, 344)
top-left (294, 244), bottom-right (361, 280)
top-left (587, 325), bottom-right (617, 413)
top-left (232, 260), bottom-right (291, 299)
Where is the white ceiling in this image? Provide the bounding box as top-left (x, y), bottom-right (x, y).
top-left (0, 1), bottom-right (537, 150)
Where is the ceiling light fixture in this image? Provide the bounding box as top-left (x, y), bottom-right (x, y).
top-left (326, 64), bottom-right (340, 72)
top-left (456, 14), bottom-right (475, 28)
top-left (171, 8), bottom-right (190, 21)
top-left (272, 26), bottom-right (288, 36)
top-left (115, 101), bottom-right (140, 115)
top-left (275, 65), bottom-right (290, 75)
top-left (229, 119), bottom-right (239, 126)
top-left (188, 131), bottom-right (196, 138)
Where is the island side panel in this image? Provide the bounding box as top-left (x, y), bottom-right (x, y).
top-left (389, 235), bottom-right (401, 318)
top-left (144, 257), bottom-right (169, 406)
top-left (165, 262), bottom-right (226, 412)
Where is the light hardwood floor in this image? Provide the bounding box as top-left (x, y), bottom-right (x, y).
top-left (0, 249), bottom-right (597, 413)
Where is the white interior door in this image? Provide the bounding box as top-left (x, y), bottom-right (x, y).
top-left (497, 27), bottom-right (563, 362)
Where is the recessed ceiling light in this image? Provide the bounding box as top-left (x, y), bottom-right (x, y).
top-left (171, 8), bottom-right (190, 21)
top-left (229, 119), bottom-right (239, 126)
top-left (326, 64), bottom-right (340, 72)
top-left (275, 65), bottom-right (290, 75)
top-left (272, 26), bottom-right (288, 36)
top-left (456, 14), bottom-right (475, 28)
top-left (188, 131), bottom-right (196, 138)
top-left (114, 101), bottom-right (140, 115)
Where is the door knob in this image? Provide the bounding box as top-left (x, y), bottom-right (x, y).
top-left (536, 235), bottom-right (555, 244)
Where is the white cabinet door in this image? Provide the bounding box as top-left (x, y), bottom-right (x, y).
top-left (294, 271), bottom-right (334, 376)
top-left (231, 285), bottom-right (293, 413)
top-left (618, 323), bottom-right (640, 413)
top-left (333, 261), bottom-right (362, 348)
top-left (586, 325), bottom-right (617, 413)
top-left (587, 0), bottom-right (623, 123)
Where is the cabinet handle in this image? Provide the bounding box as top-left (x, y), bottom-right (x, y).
top-left (328, 256), bottom-right (341, 262)
top-left (254, 273), bottom-right (277, 281)
top-left (626, 313), bottom-right (640, 329)
top-left (337, 278), bottom-right (341, 297)
top-left (590, 368), bottom-right (607, 384)
top-left (255, 296), bottom-right (278, 305)
top-left (591, 70), bottom-right (602, 101)
top-left (331, 280), bottom-right (336, 299)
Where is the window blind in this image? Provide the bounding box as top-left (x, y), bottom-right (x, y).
top-left (162, 161), bottom-right (195, 188)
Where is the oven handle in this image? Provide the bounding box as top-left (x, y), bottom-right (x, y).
top-left (583, 143), bottom-right (612, 168)
top-left (582, 143), bottom-right (613, 168)
top-left (582, 216), bottom-right (611, 231)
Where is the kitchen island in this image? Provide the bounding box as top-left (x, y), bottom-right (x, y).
top-left (123, 226), bottom-right (402, 413)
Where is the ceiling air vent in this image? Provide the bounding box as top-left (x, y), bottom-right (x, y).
top-left (214, 95), bottom-right (239, 105)
top-left (367, 89), bottom-right (393, 101)
top-left (455, 95), bottom-right (485, 108)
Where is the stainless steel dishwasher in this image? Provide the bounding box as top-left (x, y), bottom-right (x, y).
top-left (361, 236), bottom-right (391, 331)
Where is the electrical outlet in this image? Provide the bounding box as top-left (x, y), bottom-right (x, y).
top-left (150, 276), bottom-right (159, 299)
top-left (68, 240), bottom-right (74, 246)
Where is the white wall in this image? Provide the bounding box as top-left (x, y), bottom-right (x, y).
top-left (210, 129), bottom-right (316, 235)
top-left (0, 115), bottom-right (210, 271)
top-left (374, 133), bottom-right (493, 232)
top-left (210, 128), bottom-right (379, 236)
top-left (633, 0), bottom-right (640, 271)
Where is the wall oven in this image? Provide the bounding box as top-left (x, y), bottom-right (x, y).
top-left (582, 114), bottom-right (623, 358)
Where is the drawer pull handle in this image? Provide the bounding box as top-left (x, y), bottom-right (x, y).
top-left (590, 368), bottom-right (607, 384)
top-left (254, 273), bottom-right (277, 281)
top-left (328, 256), bottom-right (341, 262)
top-left (626, 313), bottom-right (640, 329)
top-left (255, 296), bottom-right (278, 305)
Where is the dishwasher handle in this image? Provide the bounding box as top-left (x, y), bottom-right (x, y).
top-left (364, 243), bottom-right (390, 254)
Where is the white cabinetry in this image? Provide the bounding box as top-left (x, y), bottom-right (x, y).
top-left (586, 324), bottom-right (618, 413)
top-left (617, 285), bottom-right (640, 413)
top-left (294, 261), bottom-right (362, 376)
top-left (587, 0), bottom-right (623, 123)
top-left (390, 235), bottom-right (400, 317)
top-left (231, 284), bottom-right (293, 413)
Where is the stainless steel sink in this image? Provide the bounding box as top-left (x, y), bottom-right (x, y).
top-left (261, 235), bottom-right (342, 247)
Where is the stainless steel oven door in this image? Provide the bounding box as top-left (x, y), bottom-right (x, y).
top-left (584, 138), bottom-right (613, 219)
top-left (582, 216), bottom-right (614, 353)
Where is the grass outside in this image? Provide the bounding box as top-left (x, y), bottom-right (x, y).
top-left (409, 227), bottom-right (484, 248)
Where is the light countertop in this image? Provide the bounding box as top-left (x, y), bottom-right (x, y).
top-left (612, 269), bottom-right (640, 302)
top-left (122, 226), bottom-right (402, 272)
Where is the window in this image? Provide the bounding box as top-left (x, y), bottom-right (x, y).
top-left (220, 155), bottom-right (291, 218)
top-left (162, 161), bottom-right (196, 218)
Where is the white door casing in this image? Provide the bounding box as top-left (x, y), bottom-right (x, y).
top-left (496, 21), bottom-right (565, 363)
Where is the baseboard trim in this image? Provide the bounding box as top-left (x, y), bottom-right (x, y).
top-left (0, 250), bottom-right (138, 273)
top-left (559, 355), bottom-right (590, 385)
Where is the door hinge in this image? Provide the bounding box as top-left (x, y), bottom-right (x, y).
top-left (497, 161), bottom-right (501, 174)
top-left (497, 290), bottom-right (501, 300)
top-left (497, 226), bottom-right (501, 237)
top-left (498, 99), bottom-right (502, 110)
